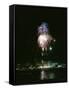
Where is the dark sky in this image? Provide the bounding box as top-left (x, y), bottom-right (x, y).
top-left (15, 5), bottom-right (67, 64)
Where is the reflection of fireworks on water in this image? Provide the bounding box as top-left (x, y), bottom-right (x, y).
top-left (41, 70), bottom-right (47, 80)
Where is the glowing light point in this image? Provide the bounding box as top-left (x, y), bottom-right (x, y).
top-left (49, 46), bottom-right (52, 51)
top-left (53, 39), bottom-right (56, 42)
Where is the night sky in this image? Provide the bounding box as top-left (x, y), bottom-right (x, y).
top-left (15, 5), bottom-right (67, 65)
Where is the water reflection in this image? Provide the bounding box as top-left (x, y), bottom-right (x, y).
top-left (40, 69), bottom-right (55, 80)
top-left (16, 62), bottom-right (66, 81)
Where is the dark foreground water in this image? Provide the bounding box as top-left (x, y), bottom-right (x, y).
top-left (16, 68), bottom-right (67, 85)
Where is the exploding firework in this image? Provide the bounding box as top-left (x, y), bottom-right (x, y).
top-left (37, 22), bottom-right (55, 50)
